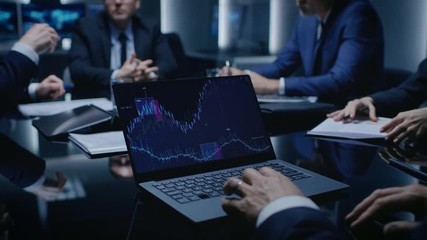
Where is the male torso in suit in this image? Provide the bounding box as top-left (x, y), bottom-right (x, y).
top-left (0, 51), bottom-right (38, 115)
top-left (254, 206), bottom-right (427, 240)
top-left (254, 0), bottom-right (384, 105)
top-left (0, 133), bottom-right (45, 188)
top-left (69, 12), bottom-right (178, 100)
top-left (371, 58), bottom-right (427, 117)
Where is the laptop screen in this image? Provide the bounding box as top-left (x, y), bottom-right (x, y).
top-left (113, 75), bottom-right (275, 179)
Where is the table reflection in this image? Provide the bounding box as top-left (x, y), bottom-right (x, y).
top-left (109, 154), bottom-right (133, 179)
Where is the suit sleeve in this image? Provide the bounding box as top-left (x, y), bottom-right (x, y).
top-left (68, 19), bottom-right (114, 87)
top-left (370, 58), bottom-right (427, 117)
top-left (0, 133), bottom-right (45, 188)
top-left (0, 51), bottom-right (38, 113)
top-left (286, 5), bottom-right (383, 100)
top-left (253, 24), bottom-right (302, 78)
top-left (254, 207), bottom-right (341, 240)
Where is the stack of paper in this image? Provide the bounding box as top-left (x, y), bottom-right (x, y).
top-left (69, 131), bottom-right (127, 157)
top-left (307, 117), bottom-right (390, 139)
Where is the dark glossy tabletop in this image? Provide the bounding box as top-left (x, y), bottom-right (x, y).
top-left (0, 116), bottom-right (422, 240)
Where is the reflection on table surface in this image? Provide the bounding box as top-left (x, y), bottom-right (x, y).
top-left (0, 118), bottom-right (424, 239)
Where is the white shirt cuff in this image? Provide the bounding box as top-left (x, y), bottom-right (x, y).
top-left (279, 77), bottom-right (285, 95)
top-left (27, 83), bottom-right (39, 100)
top-left (256, 195), bottom-right (319, 227)
top-left (111, 69), bottom-right (120, 81)
top-left (12, 42), bottom-right (39, 65)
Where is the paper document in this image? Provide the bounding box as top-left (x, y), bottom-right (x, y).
top-left (257, 95), bottom-right (318, 103)
top-left (19, 98), bottom-right (114, 117)
top-left (69, 131), bottom-right (127, 156)
top-left (307, 117), bottom-right (391, 139)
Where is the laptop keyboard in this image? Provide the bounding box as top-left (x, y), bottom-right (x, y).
top-left (153, 162), bottom-right (311, 204)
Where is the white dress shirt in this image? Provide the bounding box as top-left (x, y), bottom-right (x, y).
top-left (110, 22), bottom-right (135, 81)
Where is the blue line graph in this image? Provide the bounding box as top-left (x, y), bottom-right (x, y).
top-left (122, 79), bottom-right (272, 173)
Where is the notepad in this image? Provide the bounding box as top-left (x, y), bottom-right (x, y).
top-left (69, 131), bottom-right (127, 158)
top-left (306, 117), bottom-right (391, 139)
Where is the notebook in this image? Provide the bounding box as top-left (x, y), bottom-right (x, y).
top-left (112, 75), bottom-right (348, 223)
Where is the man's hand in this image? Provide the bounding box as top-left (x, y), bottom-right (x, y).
top-left (19, 23), bottom-right (60, 54)
top-left (327, 97), bottom-right (376, 122)
top-left (218, 67), bottom-right (279, 95)
top-left (221, 167), bottom-right (303, 225)
top-left (133, 59), bottom-right (159, 82)
top-left (36, 75), bottom-right (65, 100)
top-left (29, 171), bottom-right (67, 201)
top-left (117, 54), bottom-right (159, 82)
top-left (247, 71), bottom-right (280, 95)
top-left (346, 184), bottom-right (427, 236)
top-left (380, 107), bottom-right (427, 143)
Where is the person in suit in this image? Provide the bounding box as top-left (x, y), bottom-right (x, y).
top-left (0, 23), bottom-right (65, 115)
top-left (220, 0), bottom-right (384, 105)
top-left (69, 0), bottom-right (178, 100)
top-left (222, 167), bottom-right (427, 239)
top-left (0, 133), bottom-right (66, 239)
top-left (328, 58), bottom-right (427, 145)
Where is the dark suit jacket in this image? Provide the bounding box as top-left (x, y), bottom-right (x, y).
top-left (0, 51), bottom-right (38, 115)
top-left (254, 207), bottom-right (341, 240)
top-left (371, 58), bottom-right (427, 117)
top-left (0, 133), bottom-right (45, 188)
top-left (253, 0), bottom-right (384, 105)
top-left (69, 12), bottom-right (178, 99)
top-left (254, 206), bottom-right (427, 240)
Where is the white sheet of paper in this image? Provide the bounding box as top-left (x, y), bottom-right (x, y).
top-left (19, 98), bottom-right (114, 117)
top-left (69, 131), bottom-right (127, 155)
top-left (307, 117), bottom-right (390, 139)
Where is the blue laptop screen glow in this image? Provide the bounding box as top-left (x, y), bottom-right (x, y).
top-left (114, 76), bottom-right (272, 174)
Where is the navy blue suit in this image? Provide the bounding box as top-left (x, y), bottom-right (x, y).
top-left (69, 12), bottom-right (178, 100)
top-left (0, 133), bottom-right (45, 188)
top-left (254, 0), bottom-right (384, 105)
top-left (371, 58), bottom-right (427, 117)
top-left (0, 51), bottom-right (38, 114)
top-left (254, 206), bottom-right (427, 240)
top-left (254, 207), bottom-right (341, 240)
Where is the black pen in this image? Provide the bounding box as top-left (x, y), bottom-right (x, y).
top-left (342, 105), bottom-right (369, 120)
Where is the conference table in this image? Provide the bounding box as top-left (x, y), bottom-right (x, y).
top-left (0, 103), bottom-right (422, 239)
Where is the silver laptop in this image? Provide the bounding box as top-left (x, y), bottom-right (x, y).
top-left (112, 75), bottom-right (348, 223)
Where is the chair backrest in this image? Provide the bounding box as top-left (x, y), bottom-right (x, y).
top-left (164, 32), bottom-right (191, 78)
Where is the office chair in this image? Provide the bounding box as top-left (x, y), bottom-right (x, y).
top-left (164, 32), bottom-right (192, 78)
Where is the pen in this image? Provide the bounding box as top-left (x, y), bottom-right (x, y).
top-left (342, 105), bottom-right (369, 120)
top-left (225, 60), bottom-right (231, 76)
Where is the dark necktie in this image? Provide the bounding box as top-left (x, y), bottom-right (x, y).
top-left (119, 32), bottom-right (127, 65)
top-left (313, 21), bottom-right (325, 75)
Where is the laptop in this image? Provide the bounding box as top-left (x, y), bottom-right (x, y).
top-left (112, 75), bottom-right (348, 223)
